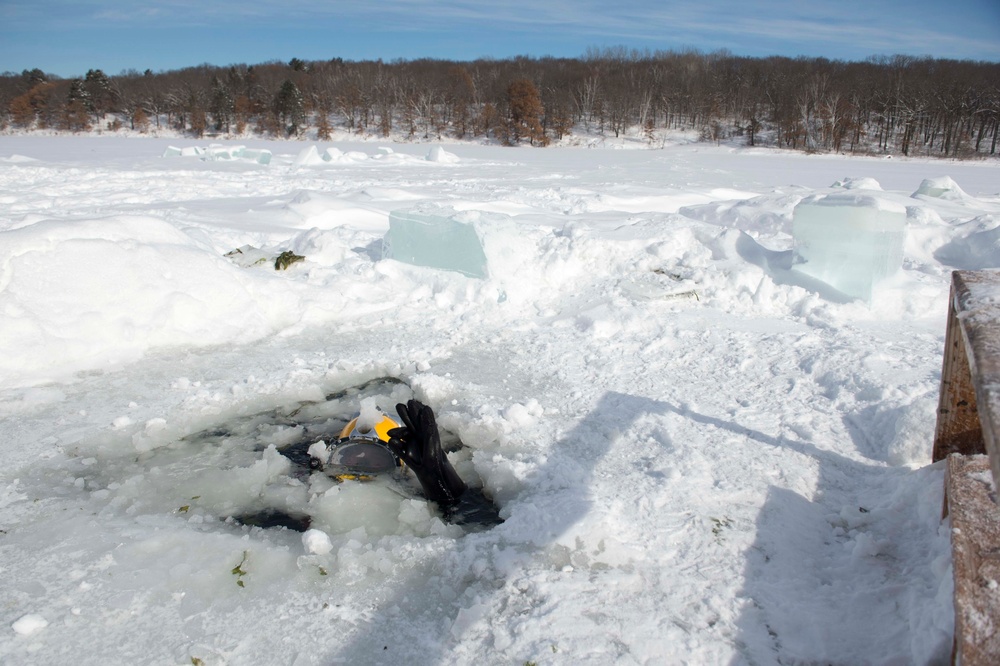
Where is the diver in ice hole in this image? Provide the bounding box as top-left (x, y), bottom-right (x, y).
top-left (323, 399), bottom-right (500, 527)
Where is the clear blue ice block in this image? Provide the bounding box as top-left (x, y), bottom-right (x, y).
top-left (792, 192), bottom-right (907, 302)
top-left (382, 209), bottom-right (489, 279)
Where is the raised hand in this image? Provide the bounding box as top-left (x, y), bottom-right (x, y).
top-left (387, 399), bottom-right (467, 506)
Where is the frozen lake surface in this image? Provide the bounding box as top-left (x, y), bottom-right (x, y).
top-left (2, 136), bottom-right (999, 664)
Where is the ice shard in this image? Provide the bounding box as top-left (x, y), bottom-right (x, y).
top-left (382, 209), bottom-right (489, 278)
top-left (792, 192), bottom-right (907, 302)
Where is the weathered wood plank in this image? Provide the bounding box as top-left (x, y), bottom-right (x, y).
top-left (933, 279), bottom-right (984, 461)
top-left (945, 454), bottom-right (1000, 666)
top-left (934, 271), bottom-right (1000, 665)
top-left (947, 271), bottom-right (1000, 495)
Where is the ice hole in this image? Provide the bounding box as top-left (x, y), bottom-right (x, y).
top-left (161, 377), bottom-right (498, 537)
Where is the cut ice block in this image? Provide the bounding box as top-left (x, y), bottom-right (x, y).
top-left (382, 209), bottom-right (489, 278)
top-left (792, 192), bottom-right (907, 302)
top-left (204, 144), bottom-right (242, 160)
top-left (426, 146), bottom-right (459, 163)
top-left (242, 149), bottom-right (272, 165)
top-left (163, 144), bottom-right (269, 165)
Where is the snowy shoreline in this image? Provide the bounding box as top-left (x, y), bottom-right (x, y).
top-left (2, 136), bottom-right (998, 664)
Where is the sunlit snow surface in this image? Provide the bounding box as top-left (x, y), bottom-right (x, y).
top-left (2, 136), bottom-right (1000, 665)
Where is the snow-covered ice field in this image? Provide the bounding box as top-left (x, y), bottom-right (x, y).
top-left (1, 135), bottom-right (999, 665)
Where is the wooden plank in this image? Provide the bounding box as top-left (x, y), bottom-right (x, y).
top-left (946, 454), bottom-right (1000, 666)
top-left (933, 277), bottom-right (984, 461)
top-left (933, 271), bottom-right (1000, 492)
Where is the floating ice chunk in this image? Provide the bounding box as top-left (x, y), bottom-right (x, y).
top-left (307, 440), bottom-right (329, 462)
top-left (162, 146), bottom-right (182, 158)
top-left (426, 146), bottom-right (459, 163)
top-left (302, 528), bottom-right (333, 555)
top-left (792, 192), bottom-right (907, 302)
top-left (913, 176), bottom-right (968, 200)
top-left (12, 613), bottom-right (48, 635)
top-left (383, 208), bottom-right (490, 278)
top-left (180, 146), bottom-right (204, 157)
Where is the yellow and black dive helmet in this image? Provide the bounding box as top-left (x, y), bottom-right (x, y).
top-left (326, 409), bottom-right (403, 481)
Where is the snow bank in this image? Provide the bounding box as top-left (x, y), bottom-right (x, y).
top-left (934, 215), bottom-right (1000, 269)
top-left (913, 176), bottom-right (969, 200)
top-left (0, 215), bottom-right (299, 388)
top-left (283, 190), bottom-right (388, 231)
top-left (292, 145), bottom-right (352, 166)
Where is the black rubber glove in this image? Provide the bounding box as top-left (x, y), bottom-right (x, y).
top-left (387, 399), bottom-right (467, 506)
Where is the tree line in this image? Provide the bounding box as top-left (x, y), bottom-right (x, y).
top-left (2, 49), bottom-right (999, 157)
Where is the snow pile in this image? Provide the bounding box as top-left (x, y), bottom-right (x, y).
top-left (934, 215), bottom-right (1000, 269)
top-left (426, 145), bottom-right (460, 163)
top-left (292, 145), bottom-right (371, 166)
top-left (913, 176), bottom-right (969, 200)
top-left (832, 176), bottom-right (883, 190)
top-left (0, 215), bottom-right (305, 388)
top-left (2, 136), bottom-right (1000, 665)
top-left (283, 190), bottom-right (389, 231)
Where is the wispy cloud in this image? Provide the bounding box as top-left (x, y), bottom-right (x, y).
top-left (3, 0), bottom-right (997, 61)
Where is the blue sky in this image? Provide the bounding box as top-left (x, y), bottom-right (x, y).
top-left (3, 0), bottom-right (999, 78)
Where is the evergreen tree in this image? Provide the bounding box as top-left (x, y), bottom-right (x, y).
top-left (209, 77), bottom-right (233, 133)
top-left (274, 79), bottom-right (305, 136)
top-left (185, 88), bottom-right (206, 137)
top-left (63, 80), bottom-right (91, 131)
top-left (84, 69), bottom-right (114, 122)
top-left (21, 68), bottom-right (48, 86)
